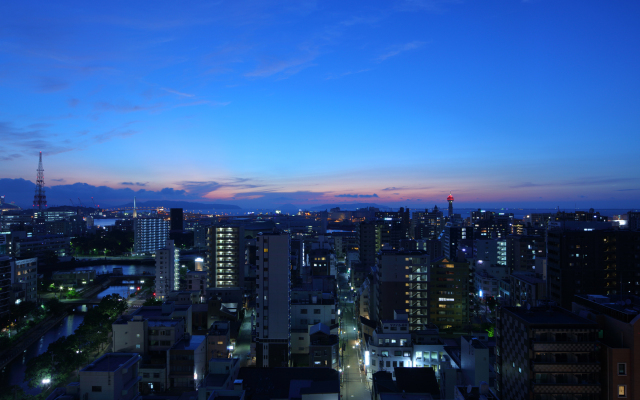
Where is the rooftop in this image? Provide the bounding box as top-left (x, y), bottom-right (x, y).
top-left (511, 272), bottom-right (545, 285)
top-left (83, 353), bottom-right (139, 372)
top-left (503, 306), bottom-right (597, 327)
top-left (172, 335), bottom-right (206, 351)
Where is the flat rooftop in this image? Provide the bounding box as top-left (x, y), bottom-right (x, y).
top-left (171, 335), bottom-right (205, 351)
top-left (504, 306), bottom-right (597, 326)
top-left (83, 353), bottom-right (138, 372)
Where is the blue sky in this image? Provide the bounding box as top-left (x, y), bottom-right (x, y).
top-left (1, 0), bottom-right (639, 209)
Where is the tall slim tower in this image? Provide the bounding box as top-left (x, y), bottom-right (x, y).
top-left (447, 191), bottom-right (454, 218)
top-left (33, 151), bottom-right (47, 210)
top-left (132, 197), bottom-right (137, 219)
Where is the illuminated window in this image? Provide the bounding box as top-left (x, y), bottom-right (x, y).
top-left (618, 385), bottom-right (626, 397)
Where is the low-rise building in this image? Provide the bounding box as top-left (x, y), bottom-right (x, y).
top-left (10, 257), bottom-right (37, 304)
top-left (168, 334), bottom-right (206, 389)
top-left (80, 353), bottom-right (142, 400)
top-left (207, 321), bottom-right (231, 360)
top-left (308, 323), bottom-right (339, 369)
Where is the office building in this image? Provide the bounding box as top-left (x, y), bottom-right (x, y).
top-left (134, 217), bottom-right (169, 254)
top-left (11, 257), bottom-right (38, 303)
top-left (206, 225), bottom-right (246, 288)
top-left (155, 240), bottom-right (179, 300)
top-left (411, 206), bottom-right (444, 240)
top-left (496, 306), bottom-right (600, 400)
top-left (428, 257), bottom-right (470, 331)
top-left (255, 232), bottom-right (291, 367)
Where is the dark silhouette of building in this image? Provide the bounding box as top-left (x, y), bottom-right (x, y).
top-left (447, 192), bottom-right (454, 218)
top-left (169, 208), bottom-right (183, 231)
top-left (547, 225), bottom-right (640, 309)
top-left (506, 234), bottom-right (546, 274)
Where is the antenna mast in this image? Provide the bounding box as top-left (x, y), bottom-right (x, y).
top-left (33, 151), bottom-right (47, 210)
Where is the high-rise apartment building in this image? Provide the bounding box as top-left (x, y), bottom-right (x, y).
top-left (255, 232), bottom-right (291, 367)
top-left (411, 207), bottom-right (444, 240)
top-left (357, 221), bottom-right (378, 268)
top-left (155, 240), bottom-right (179, 300)
top-left (134, 217), bottom-right (169, 254)
top-left (374, 250), bottom-right (430, 329)
top-left (547, 226), bottom-right (640, 309)
top-left (205, 225), bottom-right (246, 288)
top-left (506, 234), bottom-right (545, 274)
top-left (428, 257), bottom-right (470, 330)
top-left (572, 294), bottom-right (640, 400)
top-left (496, 306), bottom-right (600, 400)
top-left (0, 256), bottom-right (11, 317)
top-left (443, 225), bottom-right (473, 259)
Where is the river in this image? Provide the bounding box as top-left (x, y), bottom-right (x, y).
top-left (0, 264), bottom-right (154, 393)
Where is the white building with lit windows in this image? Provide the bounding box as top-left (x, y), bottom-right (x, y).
top-left (155, 240), bottom-right (179, 300)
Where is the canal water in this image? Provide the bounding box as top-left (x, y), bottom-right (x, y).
top-left (1, 314), bottom-right (84, 394)
top-left (1, 264), bottom-right (154, 393)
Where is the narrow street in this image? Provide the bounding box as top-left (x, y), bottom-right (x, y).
top-left (338, 272), bottom-right (371, 400)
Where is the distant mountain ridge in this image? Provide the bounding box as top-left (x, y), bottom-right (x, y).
top-left (309, 203), bottom-right (392, 211)
top-left (116, 200), bottom-right (241, 210)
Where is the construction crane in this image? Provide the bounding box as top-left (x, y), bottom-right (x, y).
top-left (91, 197), bottom-right (99, 209)
top-left (77, 197), bottom-right (83, 207)
top-left (70, 198), bottom-right (75, 206)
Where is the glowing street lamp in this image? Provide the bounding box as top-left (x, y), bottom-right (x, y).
top-left (42, 378), bottom-right (51, 385)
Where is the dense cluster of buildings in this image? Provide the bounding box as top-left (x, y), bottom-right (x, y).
top-left (3, 174), bottom-right (640, 399)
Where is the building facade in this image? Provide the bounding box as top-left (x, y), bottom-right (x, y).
top-left (155, 240), bottom-right (179, 300)
top-left (134, 217), bottom-right (170, 254)
top-left (255, 232), bottom-right (291, 367)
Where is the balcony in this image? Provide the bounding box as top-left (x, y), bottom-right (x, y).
top-left (532, 362), bottom-right (600, 373)
top-left (531, 341), bottom-right (596, 352)
top-left (532, 382), bottom-right (600, 394)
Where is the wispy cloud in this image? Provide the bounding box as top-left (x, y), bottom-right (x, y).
top-left (121, 182), bottom-right (147, 187)
top-left (37, 77), bottom-right (69, 93)
top-left (68, 98), bottom-right (80, 107)
top-left (161, 88), bottom-right (195, 97)
top-left (326, 69), bottom-right (372, 80)
top-left (335, 193), bottom-right (379, 198)
top-left (377, 41), bottom-right (426, 62)
top-left (95, 101), bottom-right (163, 113)
top-left (245, 50), bottom-right (318, 78)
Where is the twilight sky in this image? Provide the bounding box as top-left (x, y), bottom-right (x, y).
top-left (1, 0), bottom-right (639, 210)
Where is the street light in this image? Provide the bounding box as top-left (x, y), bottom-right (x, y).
top-left (42, 378), bottom-right (51, 385)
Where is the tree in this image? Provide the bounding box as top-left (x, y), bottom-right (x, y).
top-left (45, 298), bottom-right (66, 316)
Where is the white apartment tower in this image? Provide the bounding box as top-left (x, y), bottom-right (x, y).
top-left (134, 217), bottom-right (169, 254)
top-left (155, 240), bottom-right (179, 300)
top-left (255, 232), bottom-right (291, 367)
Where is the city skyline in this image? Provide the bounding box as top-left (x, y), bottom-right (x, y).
top-left (1, 1), bottom-right (639, 209)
